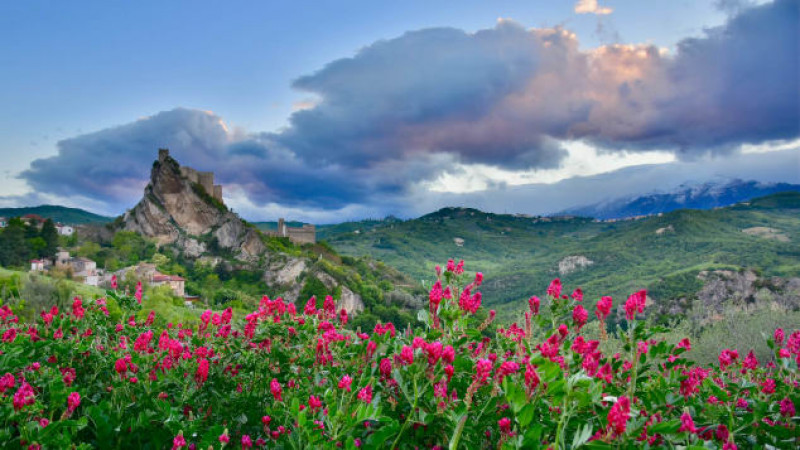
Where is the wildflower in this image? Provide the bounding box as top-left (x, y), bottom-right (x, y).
top-left (338, 375), bottom-right (352, 392)
top-left (270, 379), bottom-right (282, 401)
top-left (134, 282), bottom-right (143, 304)
top-left (2, 328), bottom-right (16, 343)
top-left (595, 296), bottom-right (612, 320)
top-left (379, 358), bottom-right (393, 379)
top-left (399, 345), bottom-right (414, 365)
top-left (547, 278), bottom-right (562, 298)
top-left (498, 417), bottom-right (512, 435)
top-left (446, 259), bottom-right (455, 272)
top-left (572, 288), bottom-right (583, 301)
top-left (572, 305), bottom-right (588, 330)
top-left (67, 391), bottom-right (81, 413)
top-left (607, 396), bottom-right (631, 436)
top-left (676, 338), bottom-right (691, 351)
top-left (72, 297), bottom-right (85, 319)
top-left (742, 351), bottom-right (758, 371)
top-left (195, 358), bottom-right (209, 385)
top-left (761, 378), bottom-right (776, 394)
top-left (624, 290), bottom-right (646, 320)
top-left (172, 433), bottom-right (186, 450)
top-left (308, 395), bottom-right (323, 411)
top-left (241, 435), bottom-right (253, 449)
top-left (779, 397), bottom-right (796, 417)
top-left (528, 296), bottom-right (540, 315)
top-left (525, 364), bottom-right (540, 391)
top-left (38, 418), bottom-right (49, 428)
top-left (679, 412), bottom-right (697, 433)
top-left (357, 385), bottom-right (373, 403)
top-left (338, 308), bottom-right (348, 325)
top-left (111, 274), bottom-right (118, 289)
top-left (13, 382), bottom-right (35, 410)
top-left (219, 430), bottom-right (230, 444)
top-left (442, 345), bottom-right (455, 363)
top-left (475, 272), bottom-right (483, 285)
top-left (475, 359), bottom-right (493, 384)
top-left (718, 349), bottom-right (739, 370)
top-left (774, 328), bottom-right (785, 345)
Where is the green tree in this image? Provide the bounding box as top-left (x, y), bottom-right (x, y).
top-left (0, 219), bottom-right (31, 267)
top-left (40, 219), bottom-right (60, 257)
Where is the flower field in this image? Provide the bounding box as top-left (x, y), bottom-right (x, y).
top-left (1, 262), bottom-right (798, 449)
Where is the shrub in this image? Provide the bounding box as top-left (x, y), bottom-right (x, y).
top-left (0, 261), bottom-right (797, 449)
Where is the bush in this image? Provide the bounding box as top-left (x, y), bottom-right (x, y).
top-left (0, 262), bottom-right (797, 449)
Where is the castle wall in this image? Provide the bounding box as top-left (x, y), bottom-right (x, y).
top-left (213, 185), bottom-right (223, 201)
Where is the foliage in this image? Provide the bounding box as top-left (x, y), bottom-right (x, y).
top-left (321, 192), bottom-right (800, 322)
top-left (0, 261), bottom-right (797, 449)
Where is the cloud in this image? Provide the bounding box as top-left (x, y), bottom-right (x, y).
top-left (575, 0), bottom-right (613, 15)
top-left (15, 0), bottom-right (800, 219)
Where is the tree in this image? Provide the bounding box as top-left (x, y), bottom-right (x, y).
top-left (0, 219), bottom-right (31, 267)
top-left (40, 219), bottom-right (59, 257)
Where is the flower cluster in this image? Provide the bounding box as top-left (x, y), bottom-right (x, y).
top-left (0, 261), bottom-right (797, 449)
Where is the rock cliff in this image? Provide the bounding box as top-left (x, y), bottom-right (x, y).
top-left (120, 150), bottom-right (265, 261)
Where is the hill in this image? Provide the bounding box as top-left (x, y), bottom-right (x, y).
top-left (0, 205), bottom-right (112, 224)
top-left (560, 179), bottom-right (800, 220)
top-left (323, 192), bottom-right (800, 321)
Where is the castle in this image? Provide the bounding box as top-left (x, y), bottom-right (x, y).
top-left (266, 218), bottom-right (316, 245)
top-left (158, 149), bottom-right (223, 202)
top-left (156, 149), bottom-right (315, 245)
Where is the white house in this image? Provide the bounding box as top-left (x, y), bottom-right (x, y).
top-left (56, 224), bottom-right (74, 236)
top-left (30, 260), bottom-right (46, 271)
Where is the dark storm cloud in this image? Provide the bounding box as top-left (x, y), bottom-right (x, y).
top-left (17, 0), bottom-right (800, 215)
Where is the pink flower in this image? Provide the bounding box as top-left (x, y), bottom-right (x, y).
top-left (475, 272), bottom-right (483, 285)
top-left (134, 282), bottom-right (143, 304)
top-left (676, 338), bottom-right (692, 351)
top-left (338, 375), bottom-right (352, 392)
top-left (308, 395), bottom-right (323, 411)
top-left (270, 379), bottom-right (283, 401)
top-left (67, 391), bottom-right (81, 412)
top-left (571, 288), bottom-right (583, 302)
top-left (498, 417), bottom-right (512, 435)
top-left (547, 279), bottom-right (562, 298)
top-left (38, 417), bottom-right (49, 427)
top-left (528, 296), bottom-right (541, 315)
top-left (12, 382), bottom-right (35, 411)
top-left (172, 433), bottom-right (186, 450)
top-left (718, 349), bottom-right (739, 370)
top-left (399, 345), bottom-right (414, 365)
top-left (241, 435), bottom-right (253, 449)
top-left (446, 259), bottom-right (455, 272)
top-left (357, 385), bottom-right (373, 403)
top-left (219, 431), bottom-right (230, 444)
top-left (624, 290), bottom-right (646, 320)
top-left (379, 358), bottom-right (393, 379)
top-left (774, 328), bottom-right (785, 345)
top-left (111, 274), bottom-right (118, 289)
top-left (572, 305), bottom-right (588, 330)
top-left (779, 397), bottom-right (796, 417)
top-left (679, 412), bottom-right (697, 433)
top-left (606, 396), bottom-right (630, 436)
top-left (595, 296), bottom-right (612, 321)
top-left (761, 378), bottom-right (776, 394)
top-left (195, 358), bottom-right (209, 385)
top-left (475, 359), bottom-right (493, 384)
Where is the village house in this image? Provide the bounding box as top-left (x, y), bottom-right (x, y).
top-left (30, 259), bottom-right (46, 272)
top-left (56, 224), bottom-right (74, 235)
top-left (53, 251), bottom-right (101, 286)
top-left (112, 262), bottom-right (186, 297)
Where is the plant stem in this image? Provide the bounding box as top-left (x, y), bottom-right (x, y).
top-left (391, 376), bottom-right (418, 450)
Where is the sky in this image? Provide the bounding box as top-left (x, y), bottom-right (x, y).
top-left (0, 0), bottom-right (798, 222)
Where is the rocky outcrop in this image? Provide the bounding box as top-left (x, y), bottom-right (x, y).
top-left (558, 255), bottom-right (594, 276)
top-left (120, 150), bottom-right (265, 261)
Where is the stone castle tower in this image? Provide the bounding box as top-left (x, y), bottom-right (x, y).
top-left (159, 149), bottom-right (223, 202)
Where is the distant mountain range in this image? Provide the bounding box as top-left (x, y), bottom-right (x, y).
top-left (0, 205), bottom-right (112, 224)
top-left (559, 179), bottom-right (800, 220)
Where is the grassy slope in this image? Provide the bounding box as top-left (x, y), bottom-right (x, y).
top-left (0, 205), bottom-right (112, 224)
top-left (322, 192), bottom-right (800, 320)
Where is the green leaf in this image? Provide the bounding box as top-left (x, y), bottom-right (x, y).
top-left (517, 404), bottom-right (535, 428)
top-left (571, 423), bottom-right (593, 448)
top-left (647, 419), bottom-right (680, 435)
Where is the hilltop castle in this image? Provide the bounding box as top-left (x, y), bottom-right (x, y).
top-left (155, 149), bottom-right (315, 245)
top-left (267, 218), bottom-right (316, 245)
top-left (158, 149), bottom-right (223, 202)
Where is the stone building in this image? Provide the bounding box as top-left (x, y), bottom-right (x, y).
top-left (158, 149), bottom-right (224, 202)
top-left (267, 218), bottom-right (316, 244)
